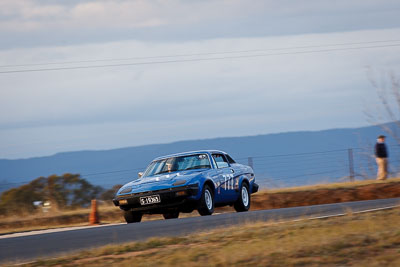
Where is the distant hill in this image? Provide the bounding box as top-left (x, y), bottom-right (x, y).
top-left (1, 123), bottom-right (399, 192)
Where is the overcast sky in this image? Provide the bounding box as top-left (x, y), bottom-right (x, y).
top-left (1, 0), bottom-right (400, 159)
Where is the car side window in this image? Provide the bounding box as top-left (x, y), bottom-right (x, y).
top-left (225, 154), bottom-right (236, 164)
top-left (212, 154), bottom-right (230, 168)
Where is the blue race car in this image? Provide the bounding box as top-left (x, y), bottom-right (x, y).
top-left (113, 150), bottom-right (259, 223)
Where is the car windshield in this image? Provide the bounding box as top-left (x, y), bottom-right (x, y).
top-left (143, 154), bottom-right (211, 177)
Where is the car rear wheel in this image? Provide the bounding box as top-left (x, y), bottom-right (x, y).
top-left (124, 210), bottom-right (142, 223)
top-left (198, 185), bottom-right (214, 216)
top-left (163, 211), bottom-right (180, 219)
top-left (234, 183), bottom-right (250, 212)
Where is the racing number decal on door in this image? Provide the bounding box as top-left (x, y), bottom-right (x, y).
top-left (223, 174), bottom-right (235, 190)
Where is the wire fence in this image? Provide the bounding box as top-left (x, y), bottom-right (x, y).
top-left (1, 145), bottom-right (399, 191)
top-left (236, 145), bottom-right (400, 188)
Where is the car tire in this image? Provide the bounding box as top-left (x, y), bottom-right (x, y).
top-left (198, 185), bottom-right (214, 216)
top-left (124, 210), bottom-right (142, 223)
top-left (163, 211), bottom-right (179, 219)
top-left (234, 182), bottom-right (250, 212)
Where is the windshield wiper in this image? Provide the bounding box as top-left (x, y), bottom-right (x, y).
top-left (184, 165), bottom-right (211, 170)
top-left (154, 170), bottom-right (175, 175)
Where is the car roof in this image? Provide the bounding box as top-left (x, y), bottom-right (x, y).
top-left (153, 150), bottom-right (228, 161)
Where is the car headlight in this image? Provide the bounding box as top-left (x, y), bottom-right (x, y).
top-left (173, 180), bottom-right (186, 186)
top-left (120, 186), bottom-right (132, 194)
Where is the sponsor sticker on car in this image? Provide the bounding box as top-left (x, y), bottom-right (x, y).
top-left (140, 195), bottom-right (161, 205)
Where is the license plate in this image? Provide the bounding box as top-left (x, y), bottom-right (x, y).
top-left (119, 199), bottom-right (128, 205)
top-left (140, 195), bottom-right (161, 205)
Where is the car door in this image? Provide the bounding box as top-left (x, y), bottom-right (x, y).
top-left (224, 153), bottom-right (243, 199)
top-left (212, 153), bottom-right (236, 202)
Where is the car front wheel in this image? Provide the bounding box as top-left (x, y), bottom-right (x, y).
top-left (124, 210), bottom-right (142, 223)
top-left (234, 183), bottom-right (250, 212)
top-left (198, 185), bottom-right (214, 216)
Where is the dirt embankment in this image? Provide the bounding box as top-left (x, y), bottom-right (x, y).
top-left (250, 179), bottom-right (400, 210)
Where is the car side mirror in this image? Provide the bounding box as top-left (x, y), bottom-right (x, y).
top-left (138, 172), bottom-right (143, 178)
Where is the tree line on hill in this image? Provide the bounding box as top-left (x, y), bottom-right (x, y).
top-left (0, 173), bottom-right (121, 216)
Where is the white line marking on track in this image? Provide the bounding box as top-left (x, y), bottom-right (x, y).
top-left (293, 205), bottom-right (400, 222)
top-left (0, 223), bottom-right (125, 240)
top-left (351, 205), bottom-right (400, 214)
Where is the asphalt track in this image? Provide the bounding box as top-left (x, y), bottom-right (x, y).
top-left (1, 197), bottom-right (399, 264)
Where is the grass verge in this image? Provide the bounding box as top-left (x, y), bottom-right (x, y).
top-left (12, 207), bottom-right (400, 267)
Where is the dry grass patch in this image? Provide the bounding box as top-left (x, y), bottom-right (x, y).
top-left (16, 207), bottom-right (400, 267)
top-left (264, 177), bottom-right (400, 193)
top-left (0, 204), bottom-right (123, 234)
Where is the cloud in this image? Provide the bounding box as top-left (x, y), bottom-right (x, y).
top-left (0, 0), bottom-right (166, 32)
top-left (1, 0), bottom-right (400, 49)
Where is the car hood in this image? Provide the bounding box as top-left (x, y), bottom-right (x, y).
top-left (117, 170), bottom-right (204, 195)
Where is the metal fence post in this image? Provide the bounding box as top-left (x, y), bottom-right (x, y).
top-left (248, 157), bottom-right (254, 169)
top-left (348, 148), bottom-right (355, 182)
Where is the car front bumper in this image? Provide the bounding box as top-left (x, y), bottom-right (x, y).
top-left (113, 184), bottom-right (199, 212)
top-left (252, 182), bottom-right (259, 193)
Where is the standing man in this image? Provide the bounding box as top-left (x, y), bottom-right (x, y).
top-left (375, 135), bottom-right (389, 180)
